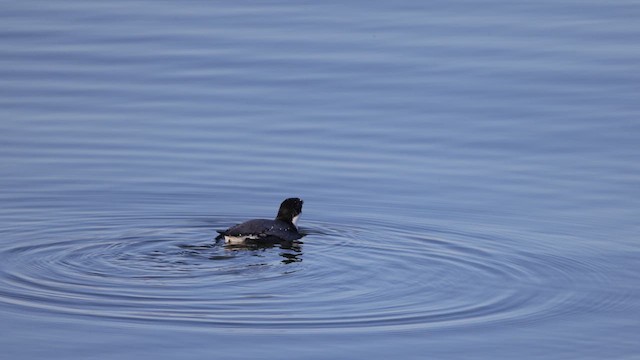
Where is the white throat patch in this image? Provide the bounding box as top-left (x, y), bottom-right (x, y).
top-left (291, 214), bottom-right (301, 228)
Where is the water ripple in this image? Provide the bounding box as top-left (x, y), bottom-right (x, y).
top-left (0, 215), bottom-right (618, 333)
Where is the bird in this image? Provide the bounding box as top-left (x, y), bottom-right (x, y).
top-left (216, 198), bottom-right (304, 245)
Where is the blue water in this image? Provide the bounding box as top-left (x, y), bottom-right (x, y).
top-left (1, 1), bottom-right (640, 359)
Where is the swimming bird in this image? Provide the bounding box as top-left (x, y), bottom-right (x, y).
top-left (216, 198), bottom-right (304, 245)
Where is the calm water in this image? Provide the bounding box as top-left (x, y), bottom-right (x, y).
top-left (1, 1), bottom-right (640, 359)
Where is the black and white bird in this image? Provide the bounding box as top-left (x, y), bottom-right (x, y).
top-left (216, 198), bottom-right (304, 245)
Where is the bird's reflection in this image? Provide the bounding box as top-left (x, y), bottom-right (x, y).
top-left (221, 239), bottom-right (303, 264)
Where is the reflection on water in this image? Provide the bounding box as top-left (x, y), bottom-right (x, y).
top-left (222, 241), bottom-right (304, 265)
top-left (199, 238), bottom-right (303, 264)
top-left (278, 248), bottom-right (303, 264)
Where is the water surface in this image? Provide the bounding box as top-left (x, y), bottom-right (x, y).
top-left (1, 1), bottom-right (639, 359)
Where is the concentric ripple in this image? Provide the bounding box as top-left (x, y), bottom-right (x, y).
top-left (0, 214), bottom-right (615, 333)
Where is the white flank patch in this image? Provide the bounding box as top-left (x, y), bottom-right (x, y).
top-left (224, 234), bottom-right (258, 245)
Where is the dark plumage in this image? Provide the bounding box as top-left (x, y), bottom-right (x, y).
top-left (216, 198), bottom-right (304, 245)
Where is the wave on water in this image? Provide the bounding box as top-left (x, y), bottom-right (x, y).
top-left (0, 214), bottom-right (616, 334)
